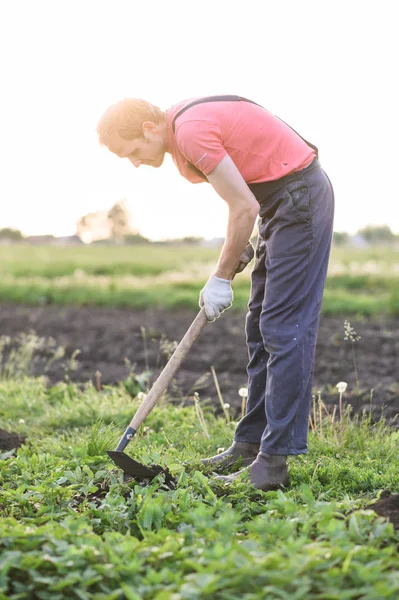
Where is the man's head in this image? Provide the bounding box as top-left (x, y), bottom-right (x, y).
top-left (97, 99), bottom-right (168, 168)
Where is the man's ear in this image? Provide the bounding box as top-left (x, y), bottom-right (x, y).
top-left (142, 121), bottom-right (157, 135)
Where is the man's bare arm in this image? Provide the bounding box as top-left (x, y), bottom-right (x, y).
top-left (207, 155), bottom-right (260, 280)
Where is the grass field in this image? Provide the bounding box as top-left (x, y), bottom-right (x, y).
top-left (1, 369), bottom-right (399, 599)
top-left (1, 244), bottom-right (399, 315)
top-left (1, 249), bottom-right (399, 598)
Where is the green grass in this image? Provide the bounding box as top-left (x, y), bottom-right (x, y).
top-left (1, 361), bottom-right (399, 598)
top-left (0, 245), bottom-right (219, 278)
top-left (1, 244), bottom-right (399, 315)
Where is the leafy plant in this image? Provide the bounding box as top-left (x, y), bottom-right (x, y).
top-left (1, 373), bottom-right (399, 599)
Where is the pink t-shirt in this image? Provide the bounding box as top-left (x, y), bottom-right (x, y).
top-left (166, 98), bottom-right (316, 184)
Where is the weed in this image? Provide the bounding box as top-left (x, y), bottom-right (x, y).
top-left (0, 331), bottom-right (65, 380)
top-left (192, 392), bottom-right (210, 439)
top-left (238, 387), bottom-right (248, 419)
top-left (140, 326), bottom-right (150, 371)
top-left (211, 366), bottom-right (230, 424)
top-left (123, 360), bottom-right (152, 399)
top-left (86, 419), bottom-right (118, 456)
top-left (344, 319), bottom-right (361, 388)
top-left (63, 348), bottom-right (80, 383)
top-left (336, 381), bottom-right (348, 441)
top-left (159, 335), bottom-right (178, 361)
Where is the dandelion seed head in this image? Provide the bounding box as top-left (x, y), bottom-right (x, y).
top-left (336, 381), bottom-right (348, 393)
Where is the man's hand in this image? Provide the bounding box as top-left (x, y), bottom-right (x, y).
top-left (235, 241), bottom-right (255, 274)
top-left (199, 276), bottom-right (233, 322)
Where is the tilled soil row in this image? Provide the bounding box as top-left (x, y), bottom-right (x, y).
top-left (1, 303), bottom-right (398, 423)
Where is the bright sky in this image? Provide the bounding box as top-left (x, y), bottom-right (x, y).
top-left (1, 0), bottom-right (398, 241)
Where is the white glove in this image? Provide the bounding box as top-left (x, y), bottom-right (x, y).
top-left (199, 275), bottom-right (233, 322)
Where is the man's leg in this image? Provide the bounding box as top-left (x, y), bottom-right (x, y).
top-left (257, 164), bottom-right (334, 455)
top-left (201, 233), bottom-right (266, 469)
top-left (234, 233), bottom-right (270, 444)
top-left (216, 162), bottom-right (334, 487)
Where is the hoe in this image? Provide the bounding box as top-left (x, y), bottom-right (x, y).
top-left (107, 242), bottom-right (254, 482)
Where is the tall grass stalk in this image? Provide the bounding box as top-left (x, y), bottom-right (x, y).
top-left (336, 382), bottom-right (348, 442)
top-left (238, 387), bottom-right (248, 419)
top-left (309, 394), bottom-right (316, 433)
top-left (141, 326), bottom-right (150, 372)
top-left (309, 385), bottom-right (353, 447)
top-left (210, 366), bottom-right (230, 424)
top-left (344, 320), bottom-right (361, 389)
top-left (339, 393), bottom-right (343, 440)
top-left (318, 398), bottom-right (339, 445)
top-left (318, 390), bottom-right (323, 439)
top-left (193, 392), bottom-right (210, 439)
top-left (369, 387), bottom-right (374, 415)
top-left (95, 370), bottom-right (102, 392)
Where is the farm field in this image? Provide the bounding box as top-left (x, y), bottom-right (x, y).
top-left (1, 243), bottom-right (399, 598)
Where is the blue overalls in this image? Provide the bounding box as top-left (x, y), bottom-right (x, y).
top-left (234, 158), bottom-right (334, 454)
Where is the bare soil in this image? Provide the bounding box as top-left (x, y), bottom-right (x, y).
top-left (0, 303), bottom-right (398, 424)
top-left (0, 429), bottom-right (26, 452)
top-left (368, 493), bottom-right (399, 530)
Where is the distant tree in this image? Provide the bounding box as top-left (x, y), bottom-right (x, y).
top-left (0, 227), bottom-right (23, 240)
top-left (357, 224), bottom-right (396, 244)
top-left (76, 200), bottom-right (138, 243)
top-left (76, 211), bottom-right (111, 243)
top-left (333, 231), bottom-right (349, 246)
top-left (107, 199), bottom-right (132, 241)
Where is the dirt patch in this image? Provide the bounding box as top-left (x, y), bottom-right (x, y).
top-left (70, 485), bottom-right (111, 509)
top-left (0, 303), bottom-right (398, 423)
top-left (70, 471), bottom-right (175, 508)
top-left (0, 429), bottom-right (26, 452)
top-left (369, 492), bottom-right (399, 530)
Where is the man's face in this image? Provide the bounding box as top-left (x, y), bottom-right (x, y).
top-left (109, 122), bottom-right (166, 168)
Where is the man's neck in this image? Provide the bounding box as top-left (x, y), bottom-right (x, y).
top-left (160, 113), bottom-right (170, 153)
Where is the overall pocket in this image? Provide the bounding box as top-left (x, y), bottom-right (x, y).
top-left (259, 180), bottom-right (313, 259)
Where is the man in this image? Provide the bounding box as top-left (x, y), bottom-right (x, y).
top-left (97, 95), bottom-right (334, 492)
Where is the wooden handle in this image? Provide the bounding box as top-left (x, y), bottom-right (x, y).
top-left (126, 245), bottom-right (255, 434)
top-left (129, 307), bottom-right (208, 431)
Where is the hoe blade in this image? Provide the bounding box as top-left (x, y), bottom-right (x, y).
top-left (107, 450), bottom-right (175, 485)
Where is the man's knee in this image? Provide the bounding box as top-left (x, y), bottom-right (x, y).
top-left (260, 317), bottom-right (302, 355)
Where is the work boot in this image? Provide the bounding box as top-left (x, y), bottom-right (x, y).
top-left (214, 452), bottom-right (289, 491)
top-left (201, 441), bottom-right (259, 471)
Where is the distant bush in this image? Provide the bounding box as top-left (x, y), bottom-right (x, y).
top-left (358, 224), bottom-right (397, 244)
top-left (0, 228), bottom-right (23, 240)
top-left (124, 234), bottom-right (151, 245)
top-left (333, 231), bottom-right (350, 246)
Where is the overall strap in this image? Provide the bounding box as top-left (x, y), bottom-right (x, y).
top-left (171, 95), bottom-right (260, 133)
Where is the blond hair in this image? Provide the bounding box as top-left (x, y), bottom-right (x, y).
top-left (97, 98), bottom-right (165, 146)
